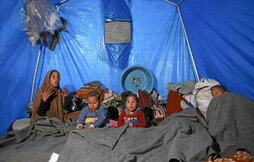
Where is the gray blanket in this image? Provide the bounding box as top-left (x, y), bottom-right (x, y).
top-left (58, 108), bottom-right (215, 162)
top-left (0, 117), bottom-right (76, 162)
top-left (206, 92), bottom-right (254, 157)
top-left (1, 93), bottom-right (253, 162)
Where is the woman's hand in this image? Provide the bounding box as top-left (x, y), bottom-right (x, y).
top-left (40, 86), bottom-right (55, 102)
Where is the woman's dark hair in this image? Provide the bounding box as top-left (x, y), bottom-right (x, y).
top-left (211, 85), bottom-right (228, 92)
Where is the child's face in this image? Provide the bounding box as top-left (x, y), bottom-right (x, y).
top-left (88, 96), bottom-right (100, 111)
top-left (211, 87), bottom-right (225, 97)
top-left (125, 96), bottom-right (138, 112)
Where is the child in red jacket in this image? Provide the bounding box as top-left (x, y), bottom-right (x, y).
top-left (117, 93), bottom-right (146, 128)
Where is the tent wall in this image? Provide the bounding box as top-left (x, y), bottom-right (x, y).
top-left (130, 0), bottom-right (195, 94)
top-left (0, 0), bottom-right (253, 136)
top-left (180, 0), bottom-right (254, 99)
top-left (0, 1), bottom-right (40, 135)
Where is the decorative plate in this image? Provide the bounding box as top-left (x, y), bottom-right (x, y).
top-left (121, 65), bottom-right (154, 93)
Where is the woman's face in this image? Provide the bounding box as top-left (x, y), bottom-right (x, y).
top-left (125, 96), bottom-right (138, 112)
top-left (88, 96), bottom-right (100, 111)
top-left (50, 71), bottom-right (60, 87)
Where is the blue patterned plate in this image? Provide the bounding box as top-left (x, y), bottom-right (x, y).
top-left (121, 65), bottom-right (154, 93)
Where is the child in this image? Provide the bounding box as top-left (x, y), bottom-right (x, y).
top-left (76, 91), bottom-right (108, 129)
top-left (211, 85), bottom-right (228, 97)
top-left (117, 93), bottom-right (146, 128)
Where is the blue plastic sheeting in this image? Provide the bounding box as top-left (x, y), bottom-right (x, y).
top-left (1, 0), bottom-right (253, 136)
top-left (130, 0), bottom-right (195, 96)
top-left (104, 43), bottom-right (131, 70)
top-left (103, 0), bottom-right (132, 71)
top-left (0, 1), bottom-right (39, 135)
top-left (104, 0), bottom-right (132, 21)
top-left (180, 0), bottom-right (254, 100)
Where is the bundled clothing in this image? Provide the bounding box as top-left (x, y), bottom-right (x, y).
top-left (117, 108), bottom-right (146, 128)
top-left (76, 104), bottom-right (108, 128)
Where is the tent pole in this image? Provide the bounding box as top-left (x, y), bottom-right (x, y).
top-left (163, 0), bottom-right (177, 6)
top-left (29, 46), bottom-right (43, 106)
top-left (177, 0), bottom-right (184, 6)
top-left (176, 6), bottom-right (200, 81)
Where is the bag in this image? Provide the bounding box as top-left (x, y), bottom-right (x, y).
top-left (193, 78), bottom-right (220, 117)
top-left (74, 86), bottom-right (105, 102)
top-left (138, 90), bottom-right (154, 108)
top-left (183, 93), bottom-right (197, 108)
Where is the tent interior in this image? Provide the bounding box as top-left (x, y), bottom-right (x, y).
top-left (0, 0), bottom-right (253, 138)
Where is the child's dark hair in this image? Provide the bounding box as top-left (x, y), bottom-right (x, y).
top-left (126, 93), bottom-right (139, 103)
top-left (88, 91), bottom-right (100, 101)
top-left (121, 91), bottom-right (133, 103)
top-left (211, 85), bottom-right (227, 92)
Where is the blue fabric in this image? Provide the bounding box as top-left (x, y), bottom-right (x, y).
top-left (76, 104), bottom-right (108, 128)
top-left (104, 0), bottom-right (132, 21)
top-left (105, 43), bottom-right (131, 70)
top-left (130, 0), bottom-right (195, 96)
top-left (0, 1), bottom-right (39, 135)
top-left (103, 0), bottom-right (132, 73)
top-left (0, 0), bottom-right (253, 135)
top-left (180, 0), bottom-right (254, 100)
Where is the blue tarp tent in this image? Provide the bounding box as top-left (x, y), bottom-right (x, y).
top-left (0, 0), bottom-right (253, 135)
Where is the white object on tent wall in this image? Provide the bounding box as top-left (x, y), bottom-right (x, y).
top-left (164, 0), bottom-right (200, 81)
top-left (23, 0), bottom-right (63, 46)
top-left (104, 21), bottom-right (131, 43)
top-left (28, 46), bottom-right (43, 109)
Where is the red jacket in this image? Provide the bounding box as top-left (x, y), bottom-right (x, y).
top-left (117, 108), bottom-right (146, 128)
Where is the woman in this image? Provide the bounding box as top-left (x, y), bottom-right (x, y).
top-left (31, 70), bottom-right (69, 122)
